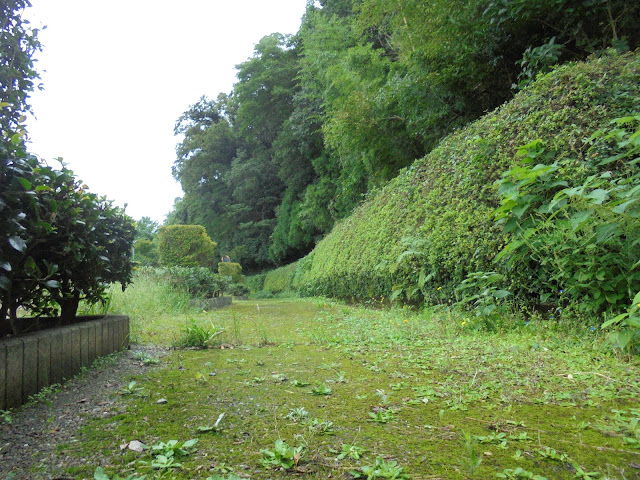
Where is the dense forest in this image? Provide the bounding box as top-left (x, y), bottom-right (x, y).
top-left (167, 0), bottom-right (640, 272)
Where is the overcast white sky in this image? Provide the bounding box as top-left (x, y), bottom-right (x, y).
top-left (25, 0), bottom-right (307, 223)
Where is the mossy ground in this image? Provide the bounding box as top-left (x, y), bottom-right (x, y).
top-left (63, 299), bottom-right (639, 479)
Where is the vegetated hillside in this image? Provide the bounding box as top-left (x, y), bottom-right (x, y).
top-left (169, 1), bottom-right (640, 272)
top-left (268, 51), bottom-right (640, 317)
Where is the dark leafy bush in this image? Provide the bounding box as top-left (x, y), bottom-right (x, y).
top-left (0, 138), bottom-right (135, 331)
top-left (157, 225), bottom-right (216, 268)
top-left (1, 2), bottom-right (135, 334)
top-left (164, 267), bottom-right (229, 298)
top-left (228, 283), bottom-right (250, 296)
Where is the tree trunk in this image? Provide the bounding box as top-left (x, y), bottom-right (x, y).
top-left (9, 304), bottom-right (19, 335)
top-left (59, 292), bottom-right (80, 324)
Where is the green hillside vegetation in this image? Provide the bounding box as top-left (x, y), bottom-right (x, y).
top-left (262, 51), bottom-right (640, 323)
top-left (169, 0), bottom-right (640, 271)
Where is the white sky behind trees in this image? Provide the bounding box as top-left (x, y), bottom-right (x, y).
top-left (25, 0), bottom-right (307, 223)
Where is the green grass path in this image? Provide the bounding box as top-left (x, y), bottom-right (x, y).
top-left (67, 299), bottom-right (640, 479)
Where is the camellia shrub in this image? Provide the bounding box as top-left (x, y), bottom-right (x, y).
top-left (0, 133), bottom-right (136, 333)
top-left (157, 225), bottom-right (216, 268)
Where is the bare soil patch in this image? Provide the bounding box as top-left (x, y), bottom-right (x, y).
top-left (0, 346), bottom-right (169, 480)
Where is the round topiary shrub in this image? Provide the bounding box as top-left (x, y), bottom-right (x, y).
top-left (157, 225), bottom-right (217, 268)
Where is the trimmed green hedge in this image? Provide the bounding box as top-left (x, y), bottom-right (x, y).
top-left (288, 52), bottom-right (640, 310)
top-left (263, 262), bottom-right (298, 294)
top-left (245, 273), bottom-right (266, 294)
top-left (218, 262), bottom-right (243, 283)
top-left (158, 225), bottom-right (217, 268)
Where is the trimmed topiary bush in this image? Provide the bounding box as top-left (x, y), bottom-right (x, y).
top-left (218, 262), bottom-right (243, 284)
top-left (157, 225), bottom-right (216, 268)
top-left (293, 51), bottom-right (640, 316)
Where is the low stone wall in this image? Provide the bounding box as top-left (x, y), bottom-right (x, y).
top-left (0, 315), bottom-right (129, 410)
top-left (189, 297), bottom-right (232, 310)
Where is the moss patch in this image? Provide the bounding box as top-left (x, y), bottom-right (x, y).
top-left (65, 299), bottom-right (639, 479)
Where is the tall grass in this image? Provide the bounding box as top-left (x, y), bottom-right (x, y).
top-left (107, 267), bottom-right (196, 344)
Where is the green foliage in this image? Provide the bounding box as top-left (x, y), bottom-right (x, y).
top-left (150, 438), bottom-right (198, 459)
top-left (368, 408), bottom-right (394, 424)
top-left (171, 34), bottom-right (299, 271)
top-left (1, 130), bottom-right (135, 330)
top-left (167, 0), bottom-right (640, 272)
top-left (227, 283), bottom-right (250, 297)
top-left (333, 443), bottom-right (366, 460)
top-left (460, 430), bottom-right (482, 476)
top-left (217, 262), bottom-right (243, 283)
top-left (495, 467), bottom-right (548, 480)
top-left (0, 0), bottom-right (42, 140)
top-left (93, 466), bottom-right (146, 480)
top-left (175, 319), bottom-right (226, 349)
top-left (259, 439), bottom-right (305, 470)
top-left (263, 262), bottom-right (297, 294)
top-left (515, 36), bottom-right (563, 90)
top-left (164, 266), bottom-right (229, 298)
top-left (309, 382), bottom-right (333, 396)
top-left (494, 116), bottom-right (640, 316)
top-left (134, 216), bottom-right (158, 241)
top-left (157, 225), bottom-right (216, 268)
top-left (245, 273), bottom-right (266, 293)
top-left (284, 52), bottom-right (640, 323)
top-left (456, 272), bottom-right (512, 330)
top-left (134, 238), bottom-right (158, 267)
top-left (0, 409), bottom-right (12, 425)
top-left (601, 291), bottom-right (640, 353)
top-left (351, 456), bottom-right (410, 479)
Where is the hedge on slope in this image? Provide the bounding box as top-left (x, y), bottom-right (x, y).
top-left (294, 51), bottom-right (640, 314)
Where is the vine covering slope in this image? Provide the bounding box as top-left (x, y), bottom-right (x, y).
top-left (262, 52), bottom-right (640, 315)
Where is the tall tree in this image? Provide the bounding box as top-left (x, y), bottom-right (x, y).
top-left (0, 0), bottom-right (41, 142)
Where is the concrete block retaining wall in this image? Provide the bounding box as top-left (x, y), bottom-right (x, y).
top-left (0, 315), bottom-right (129, 410)
top-left (189, 296), bottom-right (232, 310)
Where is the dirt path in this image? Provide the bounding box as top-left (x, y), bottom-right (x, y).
top-left (0, 346), bottom-right (169, 480)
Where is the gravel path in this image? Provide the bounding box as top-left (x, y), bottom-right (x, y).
top-left (0, 345), bottom-right (169, 480)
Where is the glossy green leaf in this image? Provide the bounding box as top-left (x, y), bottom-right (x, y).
top-left (8, 236), bottom-right (27, 253)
